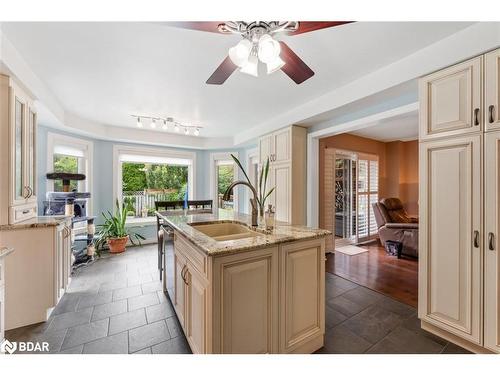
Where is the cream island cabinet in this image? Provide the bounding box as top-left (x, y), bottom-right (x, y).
top-left (159, 210), bottom-right (330, 354)
top-left (418, 47), bottom-right (500, 354)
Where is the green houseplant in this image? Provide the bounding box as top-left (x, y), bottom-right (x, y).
top-left (95, 199), bottom-right (146, 255)
top-left (231, 154), bottom-right (275, 218)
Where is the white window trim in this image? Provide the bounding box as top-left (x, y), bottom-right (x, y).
top-left (113, 144), bottom-right (196, 214)
top-left (246, 147), bottom-right (258, 214)
top-left (210, 152), bottom-right (239, 212)
top-left (46, 132), bottom-right (94, 215)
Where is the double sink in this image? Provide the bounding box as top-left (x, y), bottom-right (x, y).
top-left (189, 222), bottom-right (264, 242)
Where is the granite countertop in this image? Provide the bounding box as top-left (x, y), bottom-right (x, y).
top-left (0, 246), bottom-right (15, 259)
top-left (158, 209), bottom-right (331, 256)
top-left (0, 216), bottom-right (72, 231)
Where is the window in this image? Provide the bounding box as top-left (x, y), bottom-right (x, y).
top-left (113, 146), bottom-right (195, 220)
top-left (47, 133), bottom-right (93, 212)
top-left (210, 153), bottom-right (238, 212)
top-left (247, 149), bottom-right (259, 214)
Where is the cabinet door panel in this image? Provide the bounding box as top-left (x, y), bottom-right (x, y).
top-left (26, 107), bottom-right (37, 201)
top-left (280, 239), bottom-right (325, 353)
top-left (419, 57), bottom-right (482, 140)
top-left (272, 164), bottom-right (291, 223)
top-left (418, 136), bottom-right (482, 344)
top-left (274, 128), bottom-right (290, 163)
top-left (485, 48), bottom-right (500, 131)
top-left (11, 92), bottom-right (26, 204)
top-left (259, 135), bottom-right (273, 165)
top-left (186, 268), bottom-right (208, 354)
top-left (174, 251), bottom-right (186, 328)
top-left (213, 247), bottom-right (278, 353)
top-left (484, 131), bottom-right (500, 353)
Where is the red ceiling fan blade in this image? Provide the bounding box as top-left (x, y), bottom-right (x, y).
top-left (206, 56), bottom-right (238, 85)
top-left (288, 21), bottom-right (353, 35)
top-left (279, 42), bottom-right (314, 84)
top-left (168, 22), bottom-right (227, 34)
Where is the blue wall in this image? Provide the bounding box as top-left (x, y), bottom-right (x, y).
top-left (37, 125), bottom-right (255, 240)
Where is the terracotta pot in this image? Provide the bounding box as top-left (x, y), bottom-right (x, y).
top-left (107, 236), bottom-right (129, 254)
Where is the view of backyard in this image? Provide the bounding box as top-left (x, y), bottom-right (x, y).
top-left (122, 162), bottom-right (188, 217)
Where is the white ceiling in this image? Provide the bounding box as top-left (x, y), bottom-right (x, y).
top-left (1, 21), bottom-right (473, 139)
top-left (349, 111), bottom-right (418, 142)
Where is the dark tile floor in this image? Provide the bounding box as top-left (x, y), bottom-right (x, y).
top-left (6, 244), bottom-right (470, 354)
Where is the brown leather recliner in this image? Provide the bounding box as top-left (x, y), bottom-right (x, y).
top-left (372, 198), bottom-right (419, 258)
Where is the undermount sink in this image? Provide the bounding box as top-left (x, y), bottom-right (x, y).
top-left (189, 222), bottom-right (263, 241)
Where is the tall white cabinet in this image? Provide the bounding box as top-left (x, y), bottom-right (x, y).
top-left (419, 48), bottom-right (500, 353)
top-left (0, 74), bottom-right (37, 225)
top-left (259, 126), bottom-right (307, 225)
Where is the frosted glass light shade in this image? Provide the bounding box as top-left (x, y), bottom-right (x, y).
top-left (229, 39), bottom-right (252, 67)
top-left (258, 34), bottom-right (281, 63)
top-left (266, 56), bottom-right (285, 74)
top-left (240, 55), bottom-right (258, 77)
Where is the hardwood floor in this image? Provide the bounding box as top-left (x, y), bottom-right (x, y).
top-left (326, 241), bottom-right (418, 307)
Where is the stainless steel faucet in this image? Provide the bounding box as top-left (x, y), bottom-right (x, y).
top-left (223, 181), bottom-right (259, 227)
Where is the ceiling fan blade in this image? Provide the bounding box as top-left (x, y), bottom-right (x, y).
top-left (206, 56), bottom-right (238, 85)
top-left (168, 22), bottom-right (226, 34)
top-left (288, 21), bottom-right (353, 35)
top-left (279, 41), bottom-right (314, 84)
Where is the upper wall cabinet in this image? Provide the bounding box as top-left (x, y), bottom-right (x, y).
top-left (0, 74), bottom-right (38, 225)
top-left (485, 48), bottom-right (500, 131)
top-left (258, 126), bottom-right (306, 225)
top-left (419, 56), bottom-right (482, 141)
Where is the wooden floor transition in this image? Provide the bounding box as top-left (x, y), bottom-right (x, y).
top-left (326, 241), bottom-right (418, 307)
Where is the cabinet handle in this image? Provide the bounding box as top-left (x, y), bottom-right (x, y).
top-left (489, 105), bottom-right (495, 124)
top-left (473, 230), bottom-right (480, 248)
top-left (181, 265), bottom-right (188, 285)
top-left (23, 186), bottom-right (30, 199)
top-left (22, 209), bottom-right (30, 214)
top-left (474, 108), bottom-right (480, 126)
top-left (488, 232), bottom-right (495, 251)
top-left (27, 186), bottom-right (32, 198)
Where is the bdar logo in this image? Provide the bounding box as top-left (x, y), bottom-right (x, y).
top-left (1, 339), bottom-right (17, 354)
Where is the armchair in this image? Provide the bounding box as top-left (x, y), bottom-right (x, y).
top-left (372, 198), bottom-right (419, 258)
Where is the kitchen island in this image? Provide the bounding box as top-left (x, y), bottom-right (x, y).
top-left (158, 209), bottom-right (331, 354)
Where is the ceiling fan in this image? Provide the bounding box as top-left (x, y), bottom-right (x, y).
top-left (170, 21), bottom-right (352, 85)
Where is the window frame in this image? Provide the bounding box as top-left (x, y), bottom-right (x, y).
top-left (113, 145), bottom-right (196, 216)
top-left (46, 132), bottom-right (94, 214)
top-left (210, 152), bottom-right (239, 212)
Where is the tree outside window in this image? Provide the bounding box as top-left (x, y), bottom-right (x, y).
top-left (53, 154), bottom-right (79, 192)
top-left (121, 162), bottom-right (188, 217)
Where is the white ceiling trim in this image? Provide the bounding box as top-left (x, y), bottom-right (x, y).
top-left (235, 22), bottom-right (500, 145)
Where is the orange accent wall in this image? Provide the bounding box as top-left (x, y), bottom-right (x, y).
top-left (319, 134), bottom-right (418, 236)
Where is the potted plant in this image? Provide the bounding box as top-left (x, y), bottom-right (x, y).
top-left (231, 154), bottom-right (275, 219)
top-left (95, 200), bottom-right (146, 254)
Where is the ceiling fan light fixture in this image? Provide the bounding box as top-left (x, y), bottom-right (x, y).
top-left (240, 54), bottom-right (258, 77)
top-left (257, 34), bottom-right (281, 63)
top-left (266, 56), bottom-right (285, 74)
top-left (228, 38), bottom-right (252, 67)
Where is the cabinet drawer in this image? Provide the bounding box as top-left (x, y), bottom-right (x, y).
top-left (174, 233), bottom-right (208, 277)
top-left (9, 203), bottom-right (37, 224)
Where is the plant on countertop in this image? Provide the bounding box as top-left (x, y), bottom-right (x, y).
top-left (231, 154), bottom-right (275, 217)
top-left (94, 199), bottom-right (146, 255)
